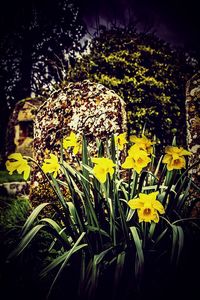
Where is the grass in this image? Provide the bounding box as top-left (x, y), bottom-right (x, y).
top-left (0, 195), bottom-right (31, 229)
top-left (0, 197), bottom-right (200, 300)
top-left (0, 170), bottom-right (24, 184)
top-left (0, 195), bottom-right (52, 300)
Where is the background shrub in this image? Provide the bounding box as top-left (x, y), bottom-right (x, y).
top-left (67, 26), bottom-right (196, 146)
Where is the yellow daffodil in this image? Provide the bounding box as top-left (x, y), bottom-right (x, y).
top-left (5, 153), bottom-right (30, 180)
top-left (63, 132), bottom-right (81, 155)
top-left (122, 145), bottom-right (151, 174)
top-left (42, 153), bottom-right (60, 178)
top-left (114, 132), bottom-right (127, 151)
top-left (163, 146), bottom-right (192, 171)
top-left (91, 157), bottom-right (116, 183)
top-left (130, 134), bottom-right (155, 154)
top-left (128, 192), bottom-right (165, 223)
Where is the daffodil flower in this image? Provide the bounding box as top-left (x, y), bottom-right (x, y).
top-left (42, 154), bottom-right (60, 178)
top-left (128, 192), bottom-right (165, 223)
top-left (91, 157), bottom-right (116, 183)
top-left (114, 132), bottom-right (127, 151)
top-left (5, 153), bottom-right (31, 180)
top-left (122, 145), bottom-right (151, 174)
top-left (163, 146), bottom-right (192, 171)
top-left (130, 134), bottom-right (155, 154)
top-left (63, 132), bottom-right (81, 155)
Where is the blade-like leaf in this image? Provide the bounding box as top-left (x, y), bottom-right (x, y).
top-left (22, 203), bottom-right (50, 236)
top-left (112, 251), bottom-right (126, 299)
top-left (42, 232), bottom-right (87, 299)
top-left (39, 218), bottom-right (70, 246)
top-left (176, 225), bottom-right (184, 266)
top-left (130, 226), bottom-right (144, 279)
top-left (8, 224), bottom-right (47, 260)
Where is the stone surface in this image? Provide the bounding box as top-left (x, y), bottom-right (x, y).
top-left (0, 181), bottom-right (29, 197)
top-left (185, 72), bottom-right (200, 215)
top-left (31, 80), bottom-right (127, 205)
top-left (6, 98), bottom-right (42, 157)
top-left (34, 80), bottom-right (127, 162)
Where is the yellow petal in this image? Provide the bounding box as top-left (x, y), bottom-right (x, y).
top-left (17, 164), bottom-right (26, 174)
top-left (23, 165), bottom-right (31, 180)
top-left (162, 154), bottom-right (172, 164)
top-left (128, 144), bottom-right (142, 156)
top-left (8, 153), bottom-right (23, 160)
top-left (166, 163), bottom-right (174, 171)
top-left (128, 198), bottom-right (144, 210)
top-left (152, 211), bottom-right (160, 223)
top-left (179, 149), bottom-right (192, 156)
top-left (93, 165), bottom-right (107, 183)
top-left (122, 156), bottom-right (135, 169)
top-left (53, 170), bottom-right (58, 178)
top-left (91, 157), bottom-right (100, 164)
top-left (115, 133), bottom-right (127, 150)
top-left (148, 191), bottom-right (159, 200)
top-left (49, 153), bottom-right (58, 161)
top-left (133, 164), bottom-right (143, 174)
top-left (108, 167), bottom-right (114, 179)
top-left (73, 145), bottom-right (80, 155)
top-left (153, 200), bottom-right (165, 214)
top-left (165, 146), bottom-right (174, 155)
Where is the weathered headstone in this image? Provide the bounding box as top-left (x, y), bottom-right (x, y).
top-left (185, 72), bottom-right (200, 215)
top-left (31, 80), bottom-right (127, 205)
top-left (34, 80), bottom-right (127, 161)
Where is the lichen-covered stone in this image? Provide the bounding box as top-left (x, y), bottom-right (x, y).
top-left (185, 72), bottom-right (200, 215)
top-left (34, 80), bottom-right (127, 162)
top-left (31, 80), bottom-right (127, 206)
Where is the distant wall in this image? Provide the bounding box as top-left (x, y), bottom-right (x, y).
top-left (6, 98), bottom-right (42, 157)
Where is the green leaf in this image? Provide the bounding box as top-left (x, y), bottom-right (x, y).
top-left (126, 208), bottom-right (135, 222)
top-left (176, 178), bottom-right (192, 211)
top-left (154, 155), bottom-right (163, 177)
top-left (41, 232), bottom-right (87, 298)
top-left (130, 171), bottom-right (139, 199)
top-left (51, 175), bottom-right (68, 210)
top-left (39, 218), bottom-right (70, 246)
top-left (8, 224), bottom-right (47, 259)
top-left (130, 226), bottom-right (144, 279)
top-left (82, 135), bottom-right (90, 192)
top-left (176, 226), bottom-right (184, 266)
top-left (86, 225), bottom-right (110, 239)
top-left (154, 228), bottom-right (168, 246)
top-left (84, 246), bottom-right (114, 299)
top-left (112, 251), bottom-right (126, 299)
top-left (110, 134), bottom-right (116, 163)
top-left (138, 171), bottom-right (148, 193)
top-left (148, 221), bottom-right (156, 240)
top-left (163, 220), bottom-right (184, 266)
top-left (22, 202), bottom-right (50, 236)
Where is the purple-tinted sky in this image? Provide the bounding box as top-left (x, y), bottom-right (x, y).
top-left (79, 0), bottom-right (200, 50)
top-left (0, 0), bottom-right (199, 51)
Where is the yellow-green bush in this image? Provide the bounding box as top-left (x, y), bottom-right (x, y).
top-left (67, 27), bottom-right (195, 146)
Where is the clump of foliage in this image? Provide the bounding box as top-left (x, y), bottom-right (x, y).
top-left (0, 170), bottom-right (23, 184)
top-left (0, 195), bottom-right (55, 300)
top-left (0, 196), bottom-right (30, 230)
top-left (67, 26), bottom-right (195, 146)
top-left (0, 0), bottom-right (87, 158)
top-left (5, 131), bottom-right (200, 300)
